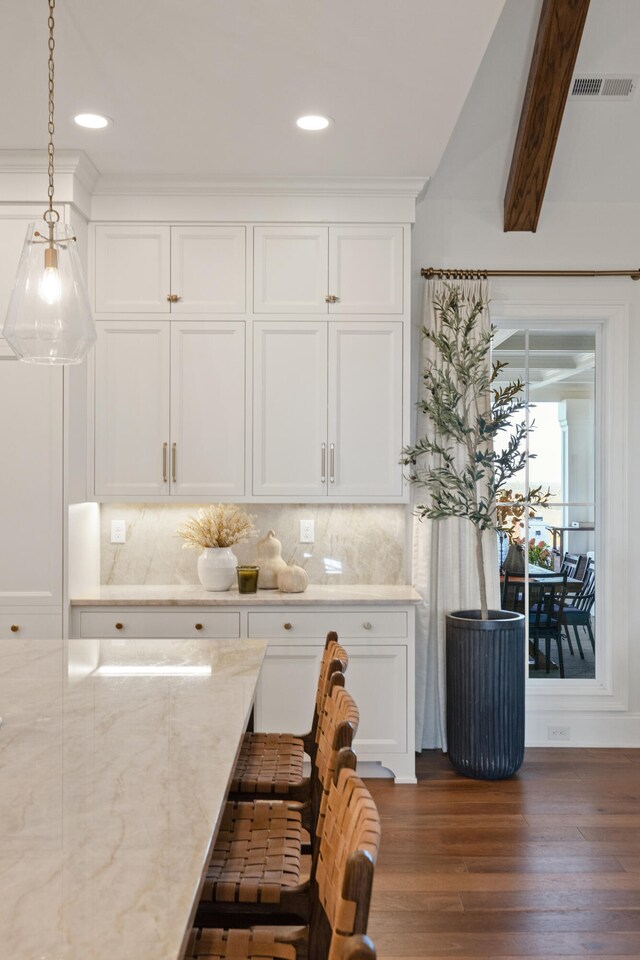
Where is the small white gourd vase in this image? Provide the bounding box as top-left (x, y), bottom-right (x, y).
top-left (197, 547), bottom-right (237, 592)
top-left (277, 564), bottom-right (308, 594)
top-left (256, 530), bottom-right (288, 589)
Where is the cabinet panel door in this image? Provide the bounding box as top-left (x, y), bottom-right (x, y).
top-left (94, 225), bottom-right (170, 313)
top-left (254, 644), bottom-right (322, 733)
top-left (253, 322), bottom-right (327, 496)
top-left (0, 360), bottom-right (62, 606)
top-left (253, 226), bottom-right (328, 313)
top-left (94, 322), bottom-right (170, 496)
top-left (344, 644), bottom-right (407, 754)
top-left (328, 323), bottom-right (403, 497)
top-left (171, 322), bottom-right (245, 496)
top-left (328, 226), bottom-right (403, 314)
top-left (170, 226), bottom-right (246, 313)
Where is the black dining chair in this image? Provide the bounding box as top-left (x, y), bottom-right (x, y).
top-left (528, 573), bottom-right (569, 677)
top-left (560, 558), bottom-right (596, 659)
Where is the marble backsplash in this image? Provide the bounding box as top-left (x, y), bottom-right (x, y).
top-left (100, 504), bottom-right (408, 586)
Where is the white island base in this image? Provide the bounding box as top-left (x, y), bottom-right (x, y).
top-left (71, 584), bottom-right (420, 783)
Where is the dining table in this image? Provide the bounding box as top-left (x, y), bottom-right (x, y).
top-left (0, 633), bottom-right (267, 960)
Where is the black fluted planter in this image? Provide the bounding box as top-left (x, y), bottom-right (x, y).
top-left (446, 609), bottom-right (525, 780)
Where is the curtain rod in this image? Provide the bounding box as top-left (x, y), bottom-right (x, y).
top-left (421, 267), bottom-right (640, 281)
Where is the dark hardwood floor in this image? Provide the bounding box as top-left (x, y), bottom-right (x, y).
top-left (366, 749), bottom-right (640, 959)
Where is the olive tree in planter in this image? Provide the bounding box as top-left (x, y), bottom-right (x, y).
top-left (403, 285), bottom-right (546, 779)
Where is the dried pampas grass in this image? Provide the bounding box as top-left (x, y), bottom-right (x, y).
top-left (177, 504), bottom-right (257, 549)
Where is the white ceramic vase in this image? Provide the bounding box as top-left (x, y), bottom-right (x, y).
top-left (197, 547), bottom-right (237, 592)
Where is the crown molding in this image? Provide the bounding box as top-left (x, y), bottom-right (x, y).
top-left (92, 175), bottom-right (429, 200)
top-left (0, 150), bottom-right (100, 218)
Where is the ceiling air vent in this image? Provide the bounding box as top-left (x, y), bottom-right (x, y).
top-left (570, 74), bottom-right (637, 101)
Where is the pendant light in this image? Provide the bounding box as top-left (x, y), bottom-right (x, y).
top-left (3, 0), bottom-right (96, 364)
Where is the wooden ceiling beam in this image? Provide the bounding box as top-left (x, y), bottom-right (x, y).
top-left (504, 0), bottom-right (591, 232)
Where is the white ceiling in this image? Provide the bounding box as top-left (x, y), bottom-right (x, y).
top-left (429, 0), bottom-right (640, 204)
top-left (0, 0), bottom-right (505, 181)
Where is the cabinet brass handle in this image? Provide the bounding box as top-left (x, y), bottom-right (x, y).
top-left (325, 294), bottom-right (340, 303)
top-left (10, 624), bottom-right (19, 633)
top-left (163, 442), bottom-right (168, 482)
top-left (172, 443), bottom-right (177, 483)
top-left (329, 443), bottom-right (335, 483)
top-left (195, 623), bottom-right (203, 631)
top-left (283, 622), bottom-right (293, 631)
top-left (321, 442), bottom-right (326, 483)
top-left (363, 621), bottom-right (372, 631)
top-left (115, 622), bottom-right (123, 630)
top-left (167, 293), bottom-right (181, 303)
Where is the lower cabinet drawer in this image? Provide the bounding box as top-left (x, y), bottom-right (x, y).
top-left (0, 613), bottom-right (62, 640)
top-left (247, 609), bottom-right (407, 640)
top-left (76, 609), bottom-right (240, 639)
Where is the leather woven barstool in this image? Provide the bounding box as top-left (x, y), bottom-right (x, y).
top-left (230, 631), bottom-right (348, 803)
top-left (197, 684), bottom-right (359, 929)
top-left (187, 766), bottom-right (380, 960)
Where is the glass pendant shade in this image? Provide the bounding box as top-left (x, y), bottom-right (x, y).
top-left (3, 222), bottom-right (96, 365)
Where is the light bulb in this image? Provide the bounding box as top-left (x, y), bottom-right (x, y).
top-left (39, 265), bottom-right (62, 304)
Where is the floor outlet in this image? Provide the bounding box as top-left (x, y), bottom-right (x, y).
top-left (299, 519), bottom-right (315, 543)
top-left (111, 520), bottom-right (126, 544)
top-left (547, 725), bottom-right (570, 741)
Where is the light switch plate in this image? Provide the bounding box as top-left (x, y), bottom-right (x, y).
top-left (299, 519), bottom-right (315, 543)
top-left (111, 519), bottom-right (126, 544)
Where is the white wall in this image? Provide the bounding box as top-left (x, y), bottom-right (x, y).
top-left (411, 193), bottom-right (639, 744)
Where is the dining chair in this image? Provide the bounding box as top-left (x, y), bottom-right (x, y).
top-left (230, 631), bottom-right (348, 803)
top-left (187, 765), bottom-right (380, 960)
top-left (560, 552), bottom-right (581, 580)
top-left (528, 574), bottom-right (569, 676)
top-left (196, 683), bottom-right (360, 928)
top-left (560, 557), bottom-right (596, 658)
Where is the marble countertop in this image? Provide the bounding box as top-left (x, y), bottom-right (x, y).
top-left (71, 583), bottom-right (422, 606)
top-left (0, 635), bottom-right (266, 960)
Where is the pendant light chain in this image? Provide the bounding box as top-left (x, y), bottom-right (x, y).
top-left (45, 0), bottom-right (59, 225)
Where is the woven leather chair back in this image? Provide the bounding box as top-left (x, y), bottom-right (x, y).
top-left (312, 633), bottom-right (349, 748)
top-left (312, 767), bottom-right (381, 960)
top-left (313, 683), bottom-right (360, 840)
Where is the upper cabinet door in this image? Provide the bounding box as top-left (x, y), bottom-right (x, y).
top-left (94, 322), bottom-right (170, 497)
top-left (328, 226), bottom-right (403, 314)
top-left (170, 226), bottom-right (246, 313)
top-left (0, 359), bottom-right (62, 606)
top-left (253, 322), bottom-right (327, 496)
top-left (253, 226), bottom-right (329, 313)
top-left (94, 225), bottom-right (170, 313)
top-left (170, 322), bottom-right (245, 496)
top-left (328, 322), bottom-right (404, 497)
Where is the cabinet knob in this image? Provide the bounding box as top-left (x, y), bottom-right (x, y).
top-left (362, 621), bottom-right (372, 631)
top-left (10, 624), bottom-right (19, 633)
top-left (325, 294), bottom-right (340, 304)
top-left (167, 293), bottom-right (181, 303)
top-left (283, 622), bottom-right (293, 631)
top-left (195, 623), bottom-right (203, 631)
top-left (115, 622), bottom-right (123, 631)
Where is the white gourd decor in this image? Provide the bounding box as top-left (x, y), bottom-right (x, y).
top-left (277, 564), bottom-right (308, 594)
top-left (256, 530), bottom-right (287, 589)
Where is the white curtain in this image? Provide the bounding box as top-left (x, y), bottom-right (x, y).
top-left (412, 278), bottom-right (501, 751)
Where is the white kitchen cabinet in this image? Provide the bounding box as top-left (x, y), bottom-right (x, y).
top-left (94, 320), bottom-right (245, 497)
top-left (94, 224), bottom-right (246, 315)
top-left (253, 320), bottom-right (404, 498)
top-left (69, 597), bottom-right (416, 783)
top-left (0, 355), bottom-right (63, 615)
top-left (253, 225), bottom-right (403, 314)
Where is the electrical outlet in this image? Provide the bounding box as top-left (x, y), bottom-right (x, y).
top-left (299, 519), bottom-right (315, 543)
top-left (110, 519), bottom-right (126, 544)
top-left (547, 725), bottom-right (570, 741)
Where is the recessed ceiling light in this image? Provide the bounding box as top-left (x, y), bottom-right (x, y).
top-left (74, 113), bottom-right (111, 129)
top-left (296, 115), bottom-right (332, 131)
